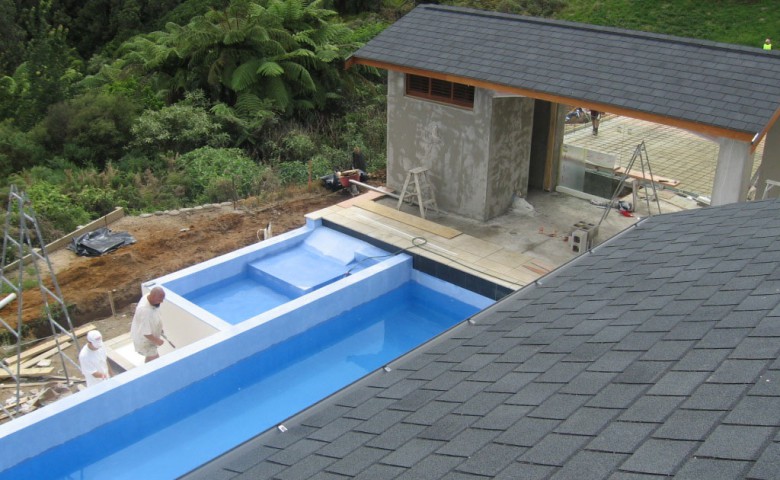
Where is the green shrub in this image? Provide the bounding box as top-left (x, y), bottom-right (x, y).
top-left (35, 91), bottom-right (142, 168)
top-left (275, 161), bottom-right (310, 186)
top-left (24, 182), bottom-right (90, 240)
top-left (130, 95), bottom-right (229, 156)
top-left (76, 185), bottom-right (127, 217)
top-left (178, 147), bottom-right (267, 203)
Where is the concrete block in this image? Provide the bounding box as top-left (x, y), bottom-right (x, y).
top-left (571, 229), bottom-right (590, 254)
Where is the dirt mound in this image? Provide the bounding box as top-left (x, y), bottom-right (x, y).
top-left (10, 190), bottom-right (349, 332)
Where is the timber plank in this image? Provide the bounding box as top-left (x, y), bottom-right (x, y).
top-left (0, 367), bottom-right (55, 379)
top-left (4, 323), bottom-right (95, 366)
top-left (355, 200), bottom-right (461, 239)
top-left (19, 341), bottom-right (72, 369)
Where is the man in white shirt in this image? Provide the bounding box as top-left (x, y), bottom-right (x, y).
top-left (130, 287), bottom-right (166, 363)
top-left (79, 330), bottom-right (112, 387)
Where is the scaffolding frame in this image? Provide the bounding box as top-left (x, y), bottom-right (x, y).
top-left (0, 185), bottom-right (79, 420)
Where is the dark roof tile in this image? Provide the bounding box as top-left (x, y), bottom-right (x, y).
top-left (365, 423), bottom-right (426, 450)
top-left (747, 441), bottom-right (780, 480)
top-left (695, 425), bottom-right (774, 460)
top-left (380, 438), bottom-right (445, 468)
top-left (724, 396), bottom-right (780, 426)
top-left (587, 384), bottom-right (647, 409)
top-left (559, 371), bottom-right (618, 395)
top-left (518, 433), bottom-right (591, 467)
top-left (646, 371), bottom-right (709, 396)
top-left (620, 439), bottom-right (699, 475)
top-left (652, 409), bottom-right (725, 440)
top-left (394, 454), bottom-right (464, 480)
top-left (673, 458), bottom-right (751, 480)
top-left (549, 451), bottom-right (628, 480)
top-left (418, 414), bottom-right (479, 441)
top-left (353, 464), bottom-right (407, 480)
top-left (587, 422), bottom-right (657, 454)
top-left (618, 395), bottom-right (685, 423)
top-left (495, 416), bottom-right (560, 447)
top-left (674, 348), bottom-right (730, 372)
top-left (554, 407), bottom-right (620, 436)
top-left (404, 401), bottom-right (458, 426)
top-left (707, 359), bottom-right (767, 384)
top-left (324, 447), bottom-right (389, 477)
top-left (455, 443), bottom-right (525, 476)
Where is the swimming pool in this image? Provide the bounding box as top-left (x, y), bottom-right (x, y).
top-left (1, 274), bottom-right (488, 479)
top-left (0, 220), bottom-right (494, 478)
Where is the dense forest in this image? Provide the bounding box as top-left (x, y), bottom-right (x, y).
top-left (0, 0), bottom-right (777, 242)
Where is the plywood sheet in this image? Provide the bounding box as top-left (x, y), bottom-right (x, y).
top-left (355, 201), bottom-right (461, 239)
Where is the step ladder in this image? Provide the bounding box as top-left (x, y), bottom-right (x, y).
top-left (396, 167), bottom-right (439, 219)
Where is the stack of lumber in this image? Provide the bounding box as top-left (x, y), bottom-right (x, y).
top-left (1, 323), bottom-right (95, 379)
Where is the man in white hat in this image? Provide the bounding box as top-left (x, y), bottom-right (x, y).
top-left (79, 330), bottom-right (112, 387)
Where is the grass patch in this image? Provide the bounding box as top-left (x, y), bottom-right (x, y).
top-left (556, 0), bottom-right (780, 47)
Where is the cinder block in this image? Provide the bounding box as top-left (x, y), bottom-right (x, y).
top-left (571, 229), bottom-right (590, 254)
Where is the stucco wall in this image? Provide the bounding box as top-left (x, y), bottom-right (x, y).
top-left (386, 71), bottom-right (534, 221)
top-left (487, 95), bottom-right (535, 219)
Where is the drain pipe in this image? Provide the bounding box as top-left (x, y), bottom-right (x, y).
top-left (349, 180), bottom-right (400, 199)
top-left (0, 293), bottom-right (16, 311)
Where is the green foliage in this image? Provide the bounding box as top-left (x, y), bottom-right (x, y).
top-left (35, 91), bottom-right (142, 168)
top-left (130, 91), bottom-right (230, 155)
top-left (556, 0), bottom-right (780, 46)
top-left (75, 185), bottom-right (127, 217)
top-left (275, 160), bottom-right (309, 185)
top-left (24, 181), bottom-right (90, 239)
top-left (281, 130), bottom-right (317, 162)
top-left (445, 0), bottom-right (565, 15)
top-left (178, 147), bottom-right (268, 202)
top-left (0, 121), bottom-right (47, 180)
top-left (11, 25), bottom-right (84, 129)
top-left (116, 0), bottom-right (358, 124)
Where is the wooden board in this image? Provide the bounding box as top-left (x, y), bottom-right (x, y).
top-left (4, 323), bottom-right (95, 366)
top-left (355, 201), bottom-right (461, 239)
top-left (19, 341), bottom-right (72, 369)
top-left (0, 367), bottom-right (54, 379)
top-left (615, 167), bottom-right (680, 186)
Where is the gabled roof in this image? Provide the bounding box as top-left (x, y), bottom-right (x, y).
top-left (188, 198), bottom-right (780, 479)
top-left (347, 5), bottom-right (780, 145)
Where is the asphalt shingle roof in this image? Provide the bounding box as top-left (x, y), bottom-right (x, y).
top-left (186, 198), bottom-right (780, 479)
top-left (348, 5), bottom-right (780, 138)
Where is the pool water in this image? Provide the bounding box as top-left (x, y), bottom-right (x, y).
top-left (2, 281), bottom-right (480, 480)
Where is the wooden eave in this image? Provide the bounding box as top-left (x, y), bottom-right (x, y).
top-left (347, 56), bottom-right (769, 151)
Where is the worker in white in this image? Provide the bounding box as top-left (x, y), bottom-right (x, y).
top-left (130, 286), bottom-right (166, 363)
top-left (79, 330), bottom-right (112, 387)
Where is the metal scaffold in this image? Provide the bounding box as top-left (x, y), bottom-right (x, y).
top-left (0, 185), bottom-right (79, 420)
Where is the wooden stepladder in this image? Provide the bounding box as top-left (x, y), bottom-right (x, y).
top-left (396, 167), bottom-right (439, 219)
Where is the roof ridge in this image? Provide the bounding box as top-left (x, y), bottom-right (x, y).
top-left (420, 4), bottom-right (773, 57)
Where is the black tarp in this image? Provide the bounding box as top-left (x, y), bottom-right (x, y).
top-left (68, 227), bottom-right (136, 257)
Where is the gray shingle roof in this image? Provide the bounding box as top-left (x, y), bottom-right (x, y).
top-left (185, 198), bottom-right (780, 479)
top-left (348, 5), bottom-right (780, 138)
